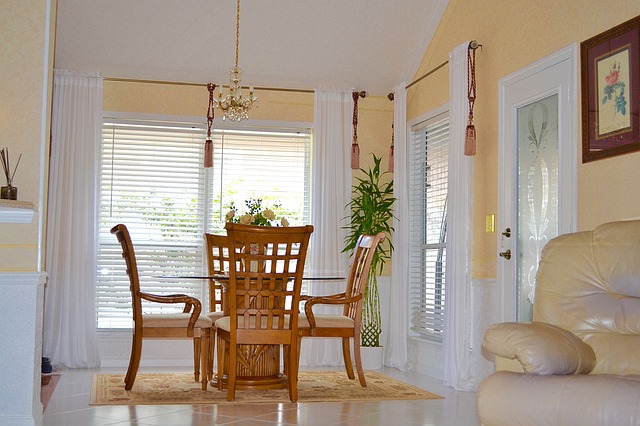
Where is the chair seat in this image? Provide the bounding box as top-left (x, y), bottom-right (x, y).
top-left (215, 315), bottom-right (290, 332)
top-left (142, 313), bottom-right (213, 328)
top-left (298, 314), bottom-right (355, 329)
top-left (207, 311), bottom-right (226, 323)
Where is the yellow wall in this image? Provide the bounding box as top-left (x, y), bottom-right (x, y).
top-left (104, 80), bottom-right (393, 198)
top-left (0, 0), bottom-right (55, 272)
top-left (103, 82), bottom-right (393, 161)
top-left (408, 0), bottom-right (640, 278)
top-left (104, 81), bottom-right (393, 274)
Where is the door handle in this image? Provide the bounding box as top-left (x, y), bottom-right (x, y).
top-left (499, 249), bottom-right (511, 260)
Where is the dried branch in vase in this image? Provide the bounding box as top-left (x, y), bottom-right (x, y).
top-left (0, 147), bottom-right (22, 187)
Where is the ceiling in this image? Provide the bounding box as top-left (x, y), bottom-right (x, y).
top-left (54, 0), bottom-right (448, 96)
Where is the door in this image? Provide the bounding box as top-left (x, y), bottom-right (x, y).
top-left (497, 45), bottom-right (578, 322)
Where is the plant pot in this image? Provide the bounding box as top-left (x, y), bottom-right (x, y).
top-left (360, 345), bottom-right (384, 370)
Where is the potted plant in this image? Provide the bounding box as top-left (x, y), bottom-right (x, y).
top-left (343, 154), bottom-right (395, 359)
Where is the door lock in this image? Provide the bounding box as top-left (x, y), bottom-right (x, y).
top-left (502, 228), bottom-right (511, 238)
top-left (499, 249), bottom-right (512, 260)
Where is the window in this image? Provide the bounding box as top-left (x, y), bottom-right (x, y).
top-left (408, 112), bottom-right (449, 342)
top-left (96, 115), bottom-right (311, 329)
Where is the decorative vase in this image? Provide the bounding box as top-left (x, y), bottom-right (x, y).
top-left (1, 184), bottom-right (17, 200)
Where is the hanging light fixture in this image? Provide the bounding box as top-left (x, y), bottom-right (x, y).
top-left (213, 0), bottom-right (257, 121)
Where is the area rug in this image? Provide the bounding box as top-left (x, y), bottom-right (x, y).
top-left (90, 370), bottom-right (443, 405)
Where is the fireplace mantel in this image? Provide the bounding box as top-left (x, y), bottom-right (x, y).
top-left (0, 199), bottom-right (36, 223)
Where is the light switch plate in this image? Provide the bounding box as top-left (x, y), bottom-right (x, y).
top-left (485, 214), bottom-right (495, 233)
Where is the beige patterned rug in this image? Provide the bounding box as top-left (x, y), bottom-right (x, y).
top-left (91, 370), bottom-right (443, 405)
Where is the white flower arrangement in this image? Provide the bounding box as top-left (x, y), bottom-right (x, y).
top-left (225, 198), bottom-right (289, 227)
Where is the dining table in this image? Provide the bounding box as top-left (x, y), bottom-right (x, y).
top-left (161, 273), bottom-right (345, 391)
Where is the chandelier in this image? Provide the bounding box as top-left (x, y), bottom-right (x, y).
top-left (214, 0), bottom-right (257, 121)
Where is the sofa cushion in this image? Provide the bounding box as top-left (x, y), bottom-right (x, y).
top-left (533, 220), bottom-right (640, 374)
top-left (478, 371), bottom-right (640, 426)
top-left (483, 322), bottom-right (595, 375)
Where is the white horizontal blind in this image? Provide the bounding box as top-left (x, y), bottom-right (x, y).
top-left (207, 127), bottom-right (311, 233)
top-left (409, 112), bottom-right (449, 342)
top-left (97, 119), bottom-right (209, 329)
top-left (97, 117), bottom-right (312, 329)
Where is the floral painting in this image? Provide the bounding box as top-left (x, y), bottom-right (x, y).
top-left (581, 15), bottom-right (640, 162)
top-left (596, 47), bottom-right (631, 137)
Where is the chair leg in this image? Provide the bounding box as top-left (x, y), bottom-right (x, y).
top-left (352, 336), bottom-right (367, 387)
top-left (216, 335), bottom-right (225, 391)
top-left (226, 341), bottom-right (236, 401)
top-left (193, 336), bottom-right (201, 382)
top-left (208, 327), bottom-right (216, 382)
top-left (125, 331), bottom-right (142, 390)
top-left (200, 329), bottom-right (210, 391)
top-left (287, 343), bottom-right (299, 402)
top-left (342, 337), bottom-right (355, 380)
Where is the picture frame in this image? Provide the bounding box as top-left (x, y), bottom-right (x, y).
top-left (581, 15), bottom-right (640, 163)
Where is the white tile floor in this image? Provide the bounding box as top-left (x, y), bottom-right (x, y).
top-left (43, 366), bottom-right (480, 425)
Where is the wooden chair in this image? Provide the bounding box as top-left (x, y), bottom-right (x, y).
top-left (298, 232), bottom-right (385, 387)
top-left (203, 232), bottom-right (234, 381)
top-left (110, 224), bottom-right (212, 390)
top-left (216, 223), bottom-right (314, 401)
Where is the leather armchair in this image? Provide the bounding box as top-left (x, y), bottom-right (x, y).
top-left (478, 220), bottom-right (640, 426)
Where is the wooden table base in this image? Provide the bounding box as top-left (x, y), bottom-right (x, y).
top-left (212, 343), bottom-right (287, 390)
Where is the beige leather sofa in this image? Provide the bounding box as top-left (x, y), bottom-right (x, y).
top-left (478, 220), bottom-right (640, 426)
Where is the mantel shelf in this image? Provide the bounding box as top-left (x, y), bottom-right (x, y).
top-left (0, 199), bottom-right (36, 223)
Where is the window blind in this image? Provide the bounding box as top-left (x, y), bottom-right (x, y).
top-left (97, 117), bottom-right (311, 329)
top-left (408, 112), bottom-right (449, 342)
top-left (208, 127), bottom-right (311, 232)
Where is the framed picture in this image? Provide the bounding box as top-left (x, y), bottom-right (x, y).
top-left (581, 15), bottom-right (640, 163)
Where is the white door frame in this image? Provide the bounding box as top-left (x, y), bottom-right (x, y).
top-left (497, 44), bottom-right (578, 322)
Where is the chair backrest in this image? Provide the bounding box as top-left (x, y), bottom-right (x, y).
top-left (343, 232), bottom-right (386, 320)
top-left (204, 233), bottom-right (232, 313)
top-left (533, 219), bottom-right (640, 375)
top-left (110, 224), bottom-right (143, 330)
top-left (225, 223), bottom-right (314, 344)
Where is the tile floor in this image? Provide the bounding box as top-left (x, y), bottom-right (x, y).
top-left (42, 366), bottom-right (480, 425)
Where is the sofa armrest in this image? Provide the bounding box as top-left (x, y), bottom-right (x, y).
top-left (483, 322), bottom-right (595, 375)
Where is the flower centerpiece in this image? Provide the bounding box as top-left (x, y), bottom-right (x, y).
top-left (225, 198), bottom-right (289, 227)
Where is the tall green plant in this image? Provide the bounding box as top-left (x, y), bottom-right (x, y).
top-left (343, 154), bottom-right (395, 347)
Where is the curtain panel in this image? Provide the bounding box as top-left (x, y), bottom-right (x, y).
top-left (303, 89), bottom-right (353, 366)
top-left (385, 82), bottom-right (410, 369)
top-left (43, 69), bottom-right (102, 368)
top-left (443, 42), bottom-right (477, 391)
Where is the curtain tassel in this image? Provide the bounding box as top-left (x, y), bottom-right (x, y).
top-left (204, 138), bottom-right (213, 168)
top-left (351, 143), bottom-right (360, 169)
top-left (465, 42), bottom-right (477, 157)
top-left (204, 83), bottom-right (216, 168)
top-left (465, 123), bottom-right (476, 156)
top-left (351, 91), bottom-right (364, 170)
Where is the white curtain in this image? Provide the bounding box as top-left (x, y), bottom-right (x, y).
top-left (304, 89), bottom-right (353, 365)
top-left (385, 82), bottom-right (410, 369)
top-left (43, 69), bottom-right (102, 368)
top-left (443, 42), bottom-right (476, 390)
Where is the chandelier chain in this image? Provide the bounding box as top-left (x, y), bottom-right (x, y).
top-left (211, 0), bottom-right (257, 121)
top-left (235, 0), bottom-right (240, 68)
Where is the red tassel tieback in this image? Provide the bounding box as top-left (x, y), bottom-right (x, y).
top-left (351, 143), bottom-right (360, 169)
top-left (465, 124), bottom-right (476, 156)
top-left (204, 139), bottom-right (213, 168)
